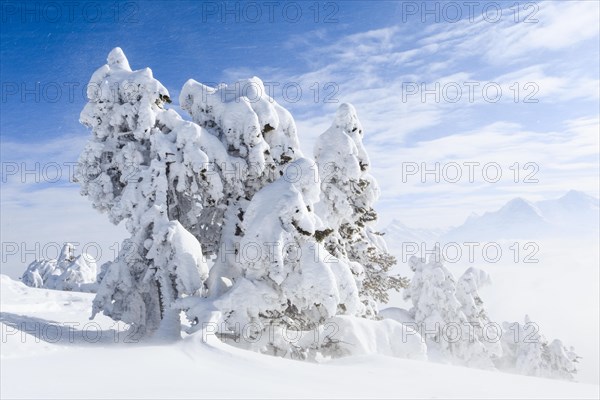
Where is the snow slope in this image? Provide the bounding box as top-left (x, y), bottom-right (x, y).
top-left (1, 275), bottom-right (598, 399)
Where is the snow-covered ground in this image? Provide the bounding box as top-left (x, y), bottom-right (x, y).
top-left (1, 273), bottom-right (598, 399)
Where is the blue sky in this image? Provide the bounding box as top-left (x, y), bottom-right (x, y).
top-left (1, 1), bottom-right (397, 140)
top-left (1, 0), bottom-right (599, 275)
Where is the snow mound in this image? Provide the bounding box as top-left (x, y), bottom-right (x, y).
top-left (379, 307), bottom-right (415, 324)
top-left (323, 315), bottom-right (427, 360)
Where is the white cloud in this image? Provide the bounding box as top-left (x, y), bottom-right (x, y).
top-left (421, 1), bottom-right (600, 64)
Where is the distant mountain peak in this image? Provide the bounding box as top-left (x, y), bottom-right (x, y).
top-left (564, 189), bottom-right (584, 196)
top-left (503, 197), bottom-right (534, 208)
top-left (495, 197), bottom-right (544, 219)
top-left (557, 190), bottom-right (597, 204)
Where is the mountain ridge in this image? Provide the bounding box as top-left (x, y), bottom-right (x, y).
top-left (384, 190), bottom-right (599, 244)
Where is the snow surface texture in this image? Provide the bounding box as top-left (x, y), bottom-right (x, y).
top-left (1, 276), bottom-right (598, 399)
top-left (21, 243), bottom-right (97, 292)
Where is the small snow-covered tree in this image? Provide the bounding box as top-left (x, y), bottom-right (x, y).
top-left (22, 260), bottom-right (51, 288)
top-left (456, 267), bottom-right (502, 359)
top-left (314, 103), bottom-right (407, 315)
top-left (179, 78), bottom-right (303, 296)
top-left (404, 248), bottom-right (493, 368)
top-left (496, 316), bottom-right (580, 380)
top-left (78, 48), bottom-right (213, 336)
top-left (184, 158), bottom-right (362, 357)
top-left (405, 252), bottom-right (579, 375)
top-left (21, 243), bottom-right (97, 291)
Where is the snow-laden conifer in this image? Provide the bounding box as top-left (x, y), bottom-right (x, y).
top-left (179, 78), bottom-right (303, 296)
top-left (78, 49), bottom-right (212, 336)
top-left (496, 316), bottom-right (580, 380)
top-left (314, 103), bottom-right (407, 315)
top-left (404, 249), bottom-right (493, 368)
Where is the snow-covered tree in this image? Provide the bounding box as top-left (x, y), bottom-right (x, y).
top-left (314, 103), bottom-right (407, 315)
top-left (180, 77), bottom-right (301, 185)
top-left (182, 158), bottom-right (362, 357)
top-left (21, 243), bottom-right (97, 291)
top-left (405, 251), bottom-right (580, 375)
top-left (68, 51), bottom-right (584, 373)
top-left (456, 267), bottom-right (502, 359)
top-left (78, 48), bottom-right (213, 336)
top-left (22, 259), bottom-right (54, 288)
top-left (496, 316), bottom-right (580, 380)
top-left (404, 249), bottom-right (493, 368)
top-left (179, 77), bottom-right (303, 296)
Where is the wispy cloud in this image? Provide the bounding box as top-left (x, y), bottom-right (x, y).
top-left (257, 1), bottom-right (600, 228)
